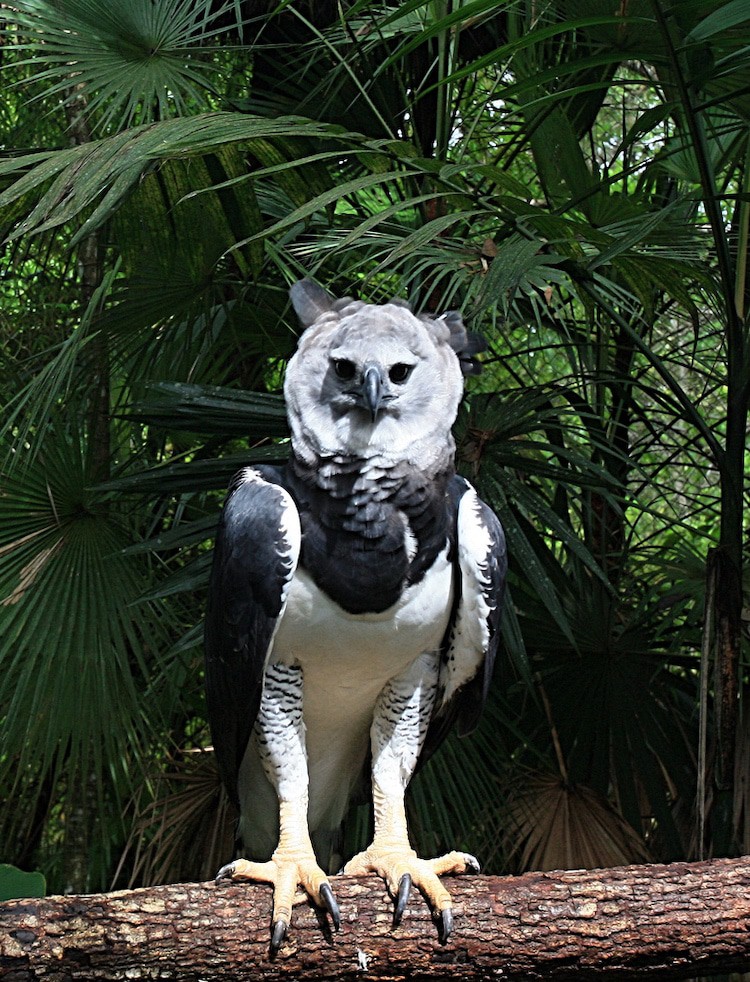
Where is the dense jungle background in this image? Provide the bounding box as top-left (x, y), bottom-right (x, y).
top-left (1, 0), bottom-right (749, 896)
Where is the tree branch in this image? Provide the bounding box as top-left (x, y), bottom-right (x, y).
top-left (2, 858), bottom-right (750, 980)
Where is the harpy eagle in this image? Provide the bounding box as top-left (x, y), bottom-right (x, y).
top-left (205, 279), bottom-right (506, 948)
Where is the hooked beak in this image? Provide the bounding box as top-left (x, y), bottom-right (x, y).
top-left (361, 364), bottom-right (384, 421)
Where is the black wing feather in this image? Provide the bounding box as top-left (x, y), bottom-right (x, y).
top-left (204, 465), bottom-right (300, 806)
top-left (421, 476), bottom-right (507, 761)
top-left (455, 496), bottom-right (506, 736)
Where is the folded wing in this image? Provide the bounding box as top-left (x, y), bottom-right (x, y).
top-left (204, 466), bottom-right (301, 805)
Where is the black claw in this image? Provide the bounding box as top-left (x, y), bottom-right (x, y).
top-left (393, 873), bottom-right (411, 927)
top-left (319, 882), bottom-right (341, 930)
top-left (214, 862), bottom-right (236, 884)
top-left (270, 919), bottom-right (288, 952)
top-left (439, 907), bottom-right (453, 944)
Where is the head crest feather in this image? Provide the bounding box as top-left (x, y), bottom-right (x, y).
top-left (421, 310), bottom-right (486, 377)
top-left (290, 278), bottom-right (486, 375)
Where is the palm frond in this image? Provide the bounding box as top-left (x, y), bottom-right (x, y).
top-left (501, 772), bottom-right (652, 873)
top-left (0, 427), bottom-right (181, 889)
top-left (114, 750), bottom-right (235, 887)
top-left (0, 113), bottom-right (364, 243)
top-left (5, 0), bottom-right (250, 132)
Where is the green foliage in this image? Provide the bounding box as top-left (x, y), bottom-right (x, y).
top-left (6, 0), bottom-right (247, 131)
top-left (1, 0), bottom-right (749, 892)
top-left (0, 426), bottom-right (185, 889)
top-left (0, 864), bottom-right (46, 902)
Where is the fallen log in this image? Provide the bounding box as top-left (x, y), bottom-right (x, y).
top-left (2, 857), bottom-right (750, 980)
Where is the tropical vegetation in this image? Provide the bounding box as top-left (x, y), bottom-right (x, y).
top-left (0, 0), bottom-right (748, 896)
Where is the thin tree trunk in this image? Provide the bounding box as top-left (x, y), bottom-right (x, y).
top-left (77, 231), bottom-right (110, 486)
top-left (58, 90), bottom-right (110, 894)
top-left (65, 91), bottom-right (110, 487)
top-left (3, 858), bottom-right (750, 980)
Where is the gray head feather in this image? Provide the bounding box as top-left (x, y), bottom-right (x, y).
top-left (290, 279), bottom-right (333, 328)
top-left (289, 278), bottom-right (358, 328)
top-left (285, 280), bottom-right (480, 468)
top-left (429, 311), bottom-right (487, 377)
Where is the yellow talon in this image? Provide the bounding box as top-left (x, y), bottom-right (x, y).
top-left (215, 796), bottom-right (340, 949)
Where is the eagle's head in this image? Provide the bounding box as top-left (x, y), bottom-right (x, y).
top-left (284, 279), bottom-right (483, 467)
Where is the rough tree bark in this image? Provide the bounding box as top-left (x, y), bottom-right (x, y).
top-left (2, 858), bottom-right (750, 981)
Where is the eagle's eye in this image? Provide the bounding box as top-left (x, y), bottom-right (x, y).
top-left (333, 358), bottom-right (356, 381)
top-left (388, 363), bottom-right (413, 384)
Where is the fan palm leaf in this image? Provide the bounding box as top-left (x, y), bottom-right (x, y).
top-left (501, 772), bottom-right (653, 873)
top-left (6, 0), bottom-right (250, 132)
top-left (0, 426), bottom-right (181, 889)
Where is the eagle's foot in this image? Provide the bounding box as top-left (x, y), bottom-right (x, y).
top-left (216, 853), bottom-right (340, 950)
top-left (215, 794), bottom-right (340, 952)
top-left (343, 845), bottom-right (479, 942)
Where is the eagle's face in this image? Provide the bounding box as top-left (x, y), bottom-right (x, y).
top-left (285, 302), bottom-right (464, 464)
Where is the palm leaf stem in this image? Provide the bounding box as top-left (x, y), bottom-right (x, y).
top-left (697, 557), bottom-right (716, 861)
top-left (650, 0), bottom-right (739, 342)
top-left (735, 140), bottom-right (750, 324)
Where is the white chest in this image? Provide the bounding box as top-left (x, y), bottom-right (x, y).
top-left (271, 547), bottom-right (453, 688)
